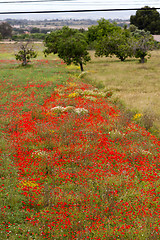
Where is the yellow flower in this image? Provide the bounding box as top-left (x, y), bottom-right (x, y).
top-left (19, 180), bottom-right (39, 189)
top-left (68, 92), bottom-right (79, 98)
top-left (67, 82), bottom-right (77, 87)
top-left (133, 113), bottom-right (143, 121)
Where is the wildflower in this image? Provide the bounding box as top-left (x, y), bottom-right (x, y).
top-left (20, 180), bottom-right (39, 189)
top-left (133, 113), bottom-right (143, 121)
top-left (32, 150), bottom-right (48, 157)
top-left (83, 96), bottom-right (97, 101)
top-left (50, 106), bottom-right (66, 113)
top-left (74, 108), bottom-right (88, 115)
top-left (50, 106), bottom-right (75, 114)
top-left (68, 92), bottom-right (79, 98)
top-left (67, 82), bottom-right (77, 87)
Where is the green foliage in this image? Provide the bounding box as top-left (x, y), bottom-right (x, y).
top-left (87, 18), bottom-right (118, 47)
top-left (0, 22), bottom-right (12, 39)
top-left (132, 29), bottom-right (154, 63)
top-left (96, 28), bottom-right (134, 61)
top-left (12, 33), bottom-right (46, 41)
top-left (87, 18), bottom-right (154, 63)
top-left (44, 26), bottom-right (90, 71)
top-left (130, 6), bottom-right (160, 34)
top-left (15, 42), bottom-right (37, 66)
top-left (30, 27), bottom-right (40, 33)
top-left (90, 19), bottom-right (134, 61)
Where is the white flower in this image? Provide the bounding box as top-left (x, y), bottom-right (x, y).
top-left (50, 106), bottom-right (65, 112)
top-left (74, 108), bottom-right (88, 115)
top-left (32, 150), bottom-right (48, 157)
top-left (49, 106), bottom-right (88, 115)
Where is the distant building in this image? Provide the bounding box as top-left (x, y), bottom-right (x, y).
top-left (153, 35), bottom-right (160, 42)
top-left (24, 31), bottom-right (30, 34)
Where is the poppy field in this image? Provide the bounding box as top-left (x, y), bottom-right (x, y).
top-left (0, 49), bottom-right (160, 239)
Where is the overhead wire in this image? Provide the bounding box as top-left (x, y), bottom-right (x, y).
top-left (0, 7), bottom-right (160, 15)
top-left (0, 0), bottom-right (67, 3)
top-left (0, 0), bottom-right (160, 15)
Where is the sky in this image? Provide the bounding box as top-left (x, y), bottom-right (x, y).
top-left (0, 0), bottom-right (160, 20)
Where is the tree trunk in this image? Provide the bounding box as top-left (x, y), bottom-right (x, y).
top-left (79, 62), bottom-right (84, 72)
top-left (140, 56), bottom-right (145, 63)
top-left (120, 56), bottom-right (125, 62)
top-left (22, 58), bottom-right (27, 66)
top-left (22, 50), bottom-right (27, 66)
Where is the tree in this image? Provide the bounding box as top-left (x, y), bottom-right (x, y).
top-left (15, 42), bottom-right (37, 66)
top-left (44, 27), bottom-right (90, 71)
top-left (95, 29), bottom-right (134, 61)
top-left (87, 18), bottom-right (119, 48)
top-left (130, 6), bottom-right (160, 34)
top-left (132, 29), bottom-right (154, 63)
top-left (91, 20), bottom-right (134, 62)
top-left (0, 22), bottom-right (12, 38)
top-left (30, 27), bottom-right (40, 33)
top-left (87, 18), bottom-right (135, 61)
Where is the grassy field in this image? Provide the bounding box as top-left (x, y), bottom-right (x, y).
top-left (0, 43), bottom-right (160, 239)
top-left (83, 50), bottom-right (160, 136)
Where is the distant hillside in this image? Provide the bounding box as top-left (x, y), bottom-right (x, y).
top-left (1, 18), bottom-right (129, 32)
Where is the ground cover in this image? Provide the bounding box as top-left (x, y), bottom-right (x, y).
top-left (0, 45), bottom-right (160, 239)
top-left (84, 50), bottom-right (160, 138)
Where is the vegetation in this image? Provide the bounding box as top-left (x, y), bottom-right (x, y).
top-left (95, 27), bottom-right (134, 61)
top-left (131, 29), bottom-right (154, 63)
top-left (0, 44), bottom-right (159, 239)
top-left (0, 22), bottom-right (12, 38)
top-left (5, 18), bottom-right (128, 35)
top-left (87, 19), bottom-right (119, 49)
top-left (44, 26), bottom-right (91, 71)
top-left (12, 33), bottom-right (46, 41)
top-left (130, 6), bottom-right (160, 34)
top-left (15, 42), bottom-right (37, 66)
top-left (81, 50), bottom-right (160, 138)
top-left (88, 18), bottom-right (155, 63)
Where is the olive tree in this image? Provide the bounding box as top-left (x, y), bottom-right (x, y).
top-left (132, 29), bottom-right (154, 63)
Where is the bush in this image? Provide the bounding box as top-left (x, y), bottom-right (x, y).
top-left (15, 42), bottom-right (37, 66)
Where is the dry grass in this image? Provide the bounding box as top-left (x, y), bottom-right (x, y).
top-left (84, 50), bottom-right (160, 134)
top-left (0, 42), bottom-right (56, 60)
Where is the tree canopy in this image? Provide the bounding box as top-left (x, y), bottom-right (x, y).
top-left (130, 6), bottom-right (160, 34)
top-left (87, 18), bottom-right (155, 63)
top-left (15, 43), bottom-right (37, 66)
top-left (0, 22), bottom-right (12, 39)
top-left (131, 28), bottom-right (154, 63)
top-left (88, 19), bottom-right (134, 61)
top-left (95, 28), bottom-right (134, 61)
top-left (44, 26), bottom-right (90, 71)
top-left (87, 19), bottom-right (119, 44)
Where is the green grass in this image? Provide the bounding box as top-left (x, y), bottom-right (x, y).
top-left (0, 43), bottom-right (160, 239)
top-left (0, 43), bottom-right (72, 239)
top-left (0, 43), bottom-right (160, 137)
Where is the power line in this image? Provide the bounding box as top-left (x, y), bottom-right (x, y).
top-left (0, 8), bottom-right (160, 15)
top-left (0, 0), bottom-right (64, 3)
top-left (1, 0), bottom-right (160, 6)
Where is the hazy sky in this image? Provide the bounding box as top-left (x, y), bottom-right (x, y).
top-left (0, 0), bottom-right (160, 20)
